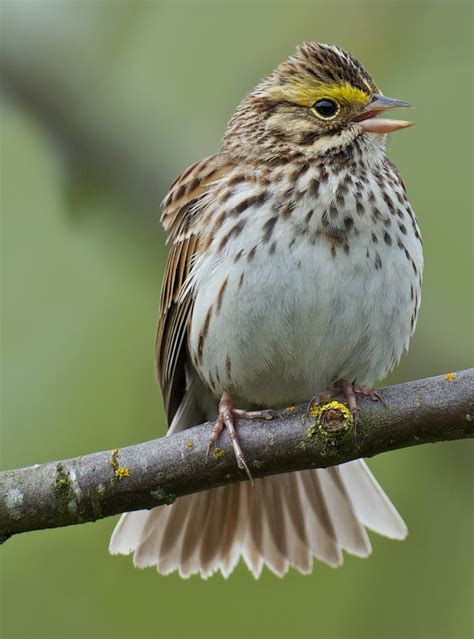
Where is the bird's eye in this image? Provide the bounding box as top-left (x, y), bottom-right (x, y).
top-left (313, 99), bottom-right (338, 119)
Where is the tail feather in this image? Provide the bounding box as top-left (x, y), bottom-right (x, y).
top-left (265, 476), bottom-right (289, 561)
top-left (298, 469), bottom-right (342, 566)
top-left (318, 467), bottom-right (372, 557)
top-left (109, 509), bottom-right (150, 554)
top-left (283, 472), bottom-right (309, 548)
top-left (244, 482), bottom-right (265, 578)
top-left (179, 491), bottom-right (212, 578)
top-left (259, 488), bottom-right (289, 577)
top-left (339, 460), bottom-right (408, 539)
top-left (199, 486), bottom-right (228, 577)
top-left (110, 459), bottom-right (406, 578)
top-left (280, 473), bottom-right (312, 574)
top-left (220, 483), bottom-right (247, 578)
top-left (157, 498), bottom-right (192, 575)
top-left (132, 506), bottom-right (169, 568)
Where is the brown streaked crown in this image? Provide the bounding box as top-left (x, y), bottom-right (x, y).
top-left (272, 42), bottom-right (378, 94)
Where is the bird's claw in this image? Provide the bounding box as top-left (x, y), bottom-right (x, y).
top-left (207, 391), bottom-right (278, 484)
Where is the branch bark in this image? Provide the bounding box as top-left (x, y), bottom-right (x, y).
top-left (1, 369), bottom-right (473, 543)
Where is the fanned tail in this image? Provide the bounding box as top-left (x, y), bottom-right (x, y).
top-left (109, 458), bottom-right (407, 578)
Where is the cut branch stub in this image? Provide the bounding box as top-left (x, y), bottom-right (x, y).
top-left (309, 400), bottom-right (354, 436)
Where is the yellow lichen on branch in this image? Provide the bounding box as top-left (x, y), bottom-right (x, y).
top-left (109, 448), bottom-right (130, 480)
top-left (114, 467), bottom-right (130, 479)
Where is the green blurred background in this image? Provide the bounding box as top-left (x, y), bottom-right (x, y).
top-left (1, 2), bottom-right (472, 638)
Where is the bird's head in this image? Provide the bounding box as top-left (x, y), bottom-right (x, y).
top-left (224, 42), bottom-right (413, 160)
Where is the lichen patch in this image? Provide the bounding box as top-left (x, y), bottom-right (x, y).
top-left (110, 448), bottom-right (130, 480)
top-left (114, 467), bottom-right (130, 479)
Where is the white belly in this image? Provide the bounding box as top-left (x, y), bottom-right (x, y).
top-left (188, 167), bottom-right (422, 407)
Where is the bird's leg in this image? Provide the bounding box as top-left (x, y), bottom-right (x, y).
top-left (206, 390), bottom-right (278, 484)
top-left (207, 413), bottom-right (225, 456)
top-left (309, 379), bottom-right (386, 416)
top-left (340, 380), bottom-right (359, 414)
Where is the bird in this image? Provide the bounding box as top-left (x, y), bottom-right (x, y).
top-left (110, 42), bottom-right (423, 578)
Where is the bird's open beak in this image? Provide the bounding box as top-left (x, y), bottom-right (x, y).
top-left (352, 93), bottom-right (414, 133)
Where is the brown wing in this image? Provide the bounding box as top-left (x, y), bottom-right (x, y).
top-left (155, 154), bottom-right (224, 426)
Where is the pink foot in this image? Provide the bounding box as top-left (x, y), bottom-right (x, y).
top-left (207, 390), bottom-right (278, 483)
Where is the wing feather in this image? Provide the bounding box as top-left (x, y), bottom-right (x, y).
top-left (155, 155), bottom-right (225, 425)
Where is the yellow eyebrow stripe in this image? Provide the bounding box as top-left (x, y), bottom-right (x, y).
top-left (267, 80), bottom-right (370, 108)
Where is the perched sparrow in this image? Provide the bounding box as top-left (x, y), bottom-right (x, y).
top-left (110, 42), bottom-right (423, 578)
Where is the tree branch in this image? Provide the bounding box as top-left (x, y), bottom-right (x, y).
top-left (1, 370), bottom-right (473, 543)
